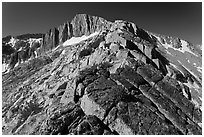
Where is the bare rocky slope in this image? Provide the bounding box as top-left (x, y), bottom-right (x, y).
top-left (2, 14), bottom-right (202, 135)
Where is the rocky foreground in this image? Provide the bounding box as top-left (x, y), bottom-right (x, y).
top-left (2, 14), bottom-right (202, 135)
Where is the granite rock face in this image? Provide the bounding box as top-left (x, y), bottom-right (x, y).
top-left (42, 14), bottom-right (112, 52)
top-left (71, 14), bottom-right (112, 37)
top-left (2, 14), bottom-right (202, 135)
top-left (42, 28), bottom-right (59, 53)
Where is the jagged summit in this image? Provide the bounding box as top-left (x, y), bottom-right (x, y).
top-left (2, 14), bottom-right (202, 135)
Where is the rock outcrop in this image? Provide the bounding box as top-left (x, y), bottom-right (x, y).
top-left (2, 14), bottom-right (202, 135)
top-left (2, 34), bottom-right (43, 72)
top-left (42, 28), bottom-right (59, 53)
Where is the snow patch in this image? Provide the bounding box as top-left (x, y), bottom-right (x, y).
top-left (177, 60), bottom-right (201, 83)
top-left (197, 44), bottom-right (202, 50)
top-left (197, 66), bottom-right (202, 73)
top-left (61, 50), bottom-right (66, 55)
top-left (2, 63), bottom-right (9, 72)
top-left (14, 62), bottom-right (19, 68)
top-left (191, 61), bottom-right (202, 74)
top-left (184, 80), bottom-right (201, 90)
top-left (34, 51), bottom-right (38, 58)
top-left (180, 40), bottom-right (198, 56)
top-left (18, 47), bottom-right (23, 51)
top-left (63, 31), bottom-right (99, 46)
top-left (28, 38), bottom-right (42, 47)
top-left (154, 34), bottom-right (198, 57)
top-left (8, 37), bottom-right (18, 47)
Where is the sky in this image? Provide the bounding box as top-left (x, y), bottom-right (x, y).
top-left (2, 2), bottom-right (202, 45)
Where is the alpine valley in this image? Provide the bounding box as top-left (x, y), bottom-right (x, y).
top-left (2, 14), bottom-right (202, 135)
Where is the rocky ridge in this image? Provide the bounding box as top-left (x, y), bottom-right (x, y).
top-left (2, 34), bottom-right (44, 72)
top-left (2, 14), bottom-right (202, 135)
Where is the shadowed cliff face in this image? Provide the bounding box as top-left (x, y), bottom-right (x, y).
top-left (2, 14), bottom-right (202, 135)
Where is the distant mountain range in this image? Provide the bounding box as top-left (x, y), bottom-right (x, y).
top-left (2, 14), bottom-right (202, 135)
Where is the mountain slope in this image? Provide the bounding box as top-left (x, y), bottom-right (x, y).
top-left (2, 33), bottom-right (44, 73)
top-left (2, 14), bottom-right (202, 135)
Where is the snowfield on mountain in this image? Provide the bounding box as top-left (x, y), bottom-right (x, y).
top-left (63, 31), bottom-right (100, 46)
top-left (2, 14), bottom-right (202, 135)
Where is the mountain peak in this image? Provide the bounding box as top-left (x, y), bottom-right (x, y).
top-left (71, 13), bottom-right (112, 36)
top-left (2, 13), bottom-right (202, 135)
